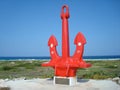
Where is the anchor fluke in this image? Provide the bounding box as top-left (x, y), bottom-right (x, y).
top-left (48, 35), bottom-right (59, 60)
top-left (74, 32), bottom-right (86, 45)
top-left (48, 35), bottom-right (58, 47)
top-left (73, 32), bottom-right (86, 59)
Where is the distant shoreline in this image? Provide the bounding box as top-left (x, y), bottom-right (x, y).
top-left (0, 59), bottom-right (120, 61)
top-left (0, 55), bottom-right (120, 61)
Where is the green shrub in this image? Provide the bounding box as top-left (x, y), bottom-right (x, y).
top-left (92, 74), bottom-right (109, 79)
top-left (2, 66), bottom-right (12, 71)
top-left (105, 65), bottom-right (118, 68)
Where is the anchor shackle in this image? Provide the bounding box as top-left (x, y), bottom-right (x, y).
top-left (61, 5), bottom-right (70, 19)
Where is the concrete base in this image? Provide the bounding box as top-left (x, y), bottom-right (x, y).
top-left (54, 76), bottom-right (77, 86)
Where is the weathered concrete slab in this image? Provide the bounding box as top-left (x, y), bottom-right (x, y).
top-left (0, 78), bottom-right (120, 90)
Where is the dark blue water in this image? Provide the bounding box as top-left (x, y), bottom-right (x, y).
top-left (0, 55), bottom-right (120, 61)
top-left (0, 56), bottom-right (50, 61)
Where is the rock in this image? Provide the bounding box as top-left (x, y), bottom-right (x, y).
top-left (0, 80), bottom-right (10, 90)
top-left (28, 60), bottom-right (33, 63)
top-left (118, 79), bottom-right (120, 85)
top-left (112, 77), bottom-right (119, 81)
top-left (107, 78), bottom-right (112, 80)
top-left (4, 79), bottom-right (9, 82)
top-left (0, 87), bottom-right (10, 90)
top-left (112, 77), bottom-right (120, 85)
top-left (14, 77), bottom-right (26, 80)
top-left (10, 62), bottom-right (15, 65)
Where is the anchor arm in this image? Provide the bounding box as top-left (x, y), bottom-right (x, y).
top-left (72, 32), bottom-right (92, 68)
top-left (72, 32), bottom-right (86, 60)
top-left (42, 35), bottom-right (59, 67)
top-left (48, 35), bottom-right (60, 59)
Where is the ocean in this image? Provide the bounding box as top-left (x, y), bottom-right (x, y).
top-left (0, 55), bottom-right (120, 61)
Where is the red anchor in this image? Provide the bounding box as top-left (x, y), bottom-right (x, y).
top-left (42, 5), bottom-right (91, 77)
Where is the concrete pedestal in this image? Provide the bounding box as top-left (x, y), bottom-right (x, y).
top-left (54, 76), bottom-right (77, 86)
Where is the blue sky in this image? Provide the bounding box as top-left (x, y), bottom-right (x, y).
top-left (0, 0), bottom-right (120, 56)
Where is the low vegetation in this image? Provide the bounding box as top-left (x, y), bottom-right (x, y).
top-left (0, 60), bottom-right (120, 79)
top-left (77, 60), bottom-right (120, 79)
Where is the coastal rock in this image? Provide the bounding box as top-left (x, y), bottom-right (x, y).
top-left (0, 87), bottom-right (10, 90)
top-left (0, 80), bottom-right (10, 90)
top-left (10, 62), bottom-right (15, 65)
top-left (28, 60), bottom-right (33, 63)
top-left (13, 77), bottom-right (26, 81)
top-left (113, 77), bottom-right (119, 81)
top-left (112, 77), bottom-right (120, 85)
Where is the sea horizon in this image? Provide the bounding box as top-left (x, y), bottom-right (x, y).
top-left (0, 55), bottom-right (120, 61)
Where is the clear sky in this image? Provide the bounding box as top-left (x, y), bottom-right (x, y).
top-left (0, 0), bottom-right (120, 57)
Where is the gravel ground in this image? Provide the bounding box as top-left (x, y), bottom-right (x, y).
top-left (0, 78), bottom-right (120, 90)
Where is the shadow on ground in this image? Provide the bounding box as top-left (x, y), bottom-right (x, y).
top-left (77, 79), bottom-right (89, 83)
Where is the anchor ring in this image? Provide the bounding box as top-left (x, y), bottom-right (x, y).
top-left (61, 5), bottom-right (70, 19)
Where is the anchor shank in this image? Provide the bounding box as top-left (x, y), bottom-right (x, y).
top-left (61, 5), bottom-right (70, 58)
top-left (62, 18), bottom-right (70, 58)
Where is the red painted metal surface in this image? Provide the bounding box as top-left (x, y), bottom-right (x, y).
top-left (42, 5), bottom-right (92, 77)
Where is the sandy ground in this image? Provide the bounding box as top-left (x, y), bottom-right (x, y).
top-left (0, 78), bottom-right (120, 90)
